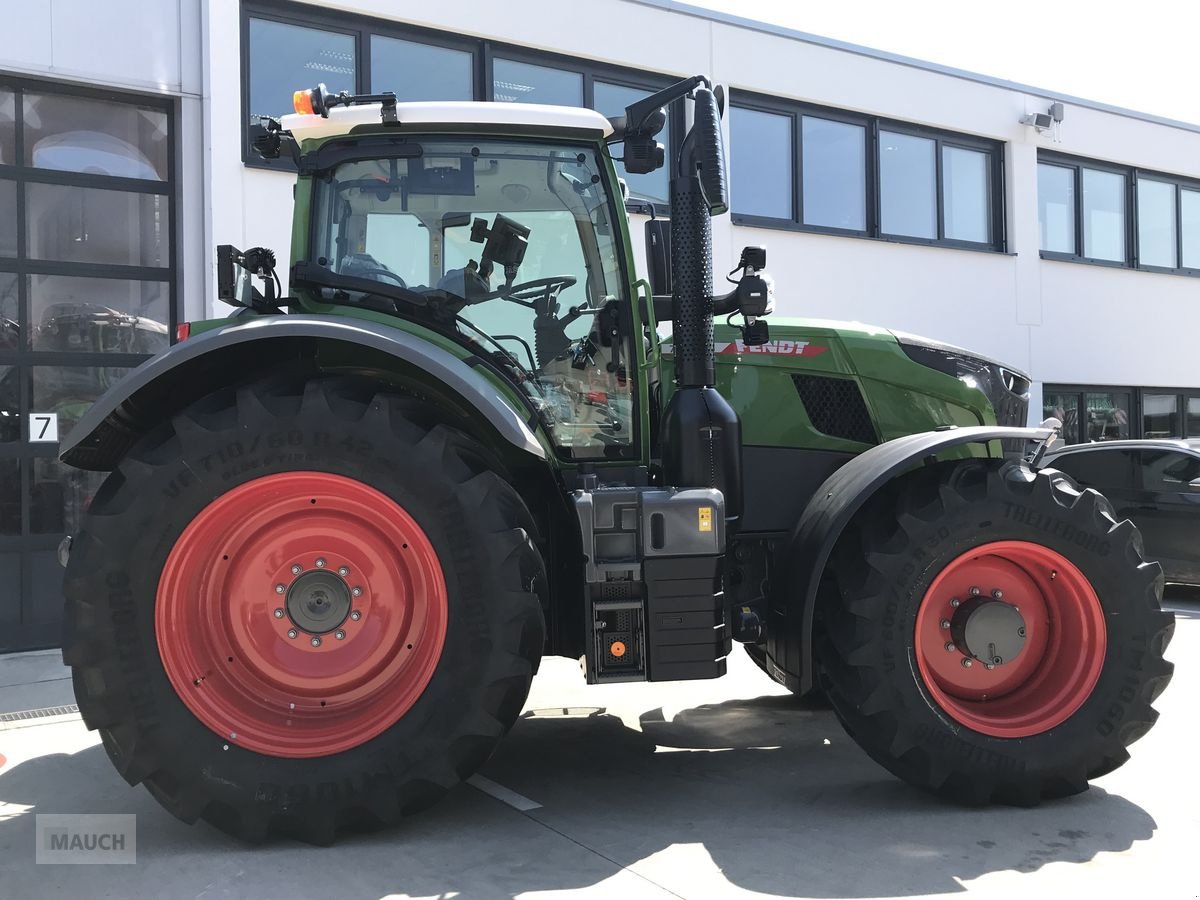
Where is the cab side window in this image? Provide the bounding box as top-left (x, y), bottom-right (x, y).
top-left (364, 213), bottom-right (431, 287)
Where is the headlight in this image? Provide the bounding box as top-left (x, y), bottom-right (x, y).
top-left (894, 331), bottom-right (1031, 429)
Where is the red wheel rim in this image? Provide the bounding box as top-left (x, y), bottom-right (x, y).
top-left (156, 472), bottom-right (448, 758)
top-left (913, 540), bottom-right (1106, 738)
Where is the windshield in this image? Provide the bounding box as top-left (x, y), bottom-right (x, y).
top-left (308, 138), bottom-right (635, 460)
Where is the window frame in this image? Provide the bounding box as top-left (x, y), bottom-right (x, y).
top-left (1038, 150), bottom-right (1200, 278)
top-left (240, 1), bottom-right (678, 212)
top-left (1046, 384), bottom-right (1200, 442)
top-left (0, 73), bottom-right (177, 652)
top-left (727, 89), bottom-right (1005, 252)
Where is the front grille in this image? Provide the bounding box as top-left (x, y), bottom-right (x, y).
top-left (791, 374), bottom-right (877, 445)
top-left (986, 368), bottom-right (1031, 427)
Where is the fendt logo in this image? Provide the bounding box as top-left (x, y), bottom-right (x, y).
top-left (716, 340), bottom-right (828, 357)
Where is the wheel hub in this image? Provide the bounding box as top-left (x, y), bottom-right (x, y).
top-left (285, 570), bottom-right (351, 634)
top-left (949, 597), bottom-right (1026, 666)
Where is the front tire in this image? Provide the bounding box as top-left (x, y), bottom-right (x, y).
top-left (62, 376), bottom-right (545, 842)
top-left (817, 459), bottom-right (1173, 805)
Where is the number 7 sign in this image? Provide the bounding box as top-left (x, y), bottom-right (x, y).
top-left (29, 413), bottom-right (59, 443)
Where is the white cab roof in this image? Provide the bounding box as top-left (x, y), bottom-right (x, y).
top-left (281, 101), bottom-right (614, 142)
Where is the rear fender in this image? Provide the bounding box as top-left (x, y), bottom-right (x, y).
top-left (765, 425), bottom-right (1054, 693)
top-left (60, 314), bottom-right (547, 471)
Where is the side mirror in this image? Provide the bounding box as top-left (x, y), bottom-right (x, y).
top-left (691, 87), bottom-right (729, 216)
top-left (645, 219), bottom-right (672, 297)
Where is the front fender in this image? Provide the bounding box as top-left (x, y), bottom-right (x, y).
top-left (60, 314), bottom-right (546, 470)
top-left (765, 425), bottom-right (1054, 693)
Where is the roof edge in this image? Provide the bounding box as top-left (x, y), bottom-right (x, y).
top-left (626, 0), bottom-right (1200, 135)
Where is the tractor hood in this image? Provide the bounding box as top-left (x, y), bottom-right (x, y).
top-left (661, 317), bottom-right (1031, 450)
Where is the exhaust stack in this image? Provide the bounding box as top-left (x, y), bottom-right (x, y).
top-left (660, 86), bottom-right (743, 525)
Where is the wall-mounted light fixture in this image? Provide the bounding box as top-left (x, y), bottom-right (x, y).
top-left (1021, 102), bottom-right (1065, 142)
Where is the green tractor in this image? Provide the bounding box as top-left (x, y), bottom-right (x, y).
top-left (59, 77), bottom-right (1172, 843)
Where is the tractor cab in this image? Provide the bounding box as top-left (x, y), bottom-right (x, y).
top-left (293, 127), bottom-right (638, 460)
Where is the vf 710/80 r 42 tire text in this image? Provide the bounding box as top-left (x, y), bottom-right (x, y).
top-left (61, 376), bottom-right (545, 843)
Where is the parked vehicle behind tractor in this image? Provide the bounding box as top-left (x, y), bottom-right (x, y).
top-left (58, 77), bottom-right (1172, 842)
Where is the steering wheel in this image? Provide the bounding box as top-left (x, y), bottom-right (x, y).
top-left (493, 276), bottom-right (577, 305)
top-left (350, 267), bottom-right (408, 289)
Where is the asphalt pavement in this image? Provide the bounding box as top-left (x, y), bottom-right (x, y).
top-left (0, 593), bottom-right (1197, 899)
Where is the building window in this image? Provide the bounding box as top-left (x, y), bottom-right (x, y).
top-left (370, 36), bottom-right (472, 102)
top-left (1046, 386), bottom-right (1200, 443)
top-left (1039, 151), bottom-right (1200, 275)
top-left (943, 146), bottom-right (990, 243)
top-left (1081, 167), bottom-right (1126, 263)
top-left (801, 116), bottom-right (865, 231)
top-left (242, 3), bottom-right (675, 209)
top-left (1143, 392), bottom-right (1180, 438)
top-left (729, 93), bottom-right (1003, 251)
top-left (0, 75), bottom-right (175, 653)
top-left (729, 106), bottom-right (793, 221)
top-left (1182, 188), bottom-right (1200, 269)
top-left (879, 131), bottom-right (936, 239)
top-left (492, 58), bottom-right (582, 106)
top-left (1137, 177), bottom-right (1177, 268)
top-left (247, 18), bottom-right (356, 123)
top-left (1037, 163), bottom-right (1075, 254)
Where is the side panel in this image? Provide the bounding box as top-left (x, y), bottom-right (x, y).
top-left (740, 446), bottom-right (855, 533)
top-left (765, 425), bottom-right (1054, 693)
top-left (60, 315), bottom-right (548, 470)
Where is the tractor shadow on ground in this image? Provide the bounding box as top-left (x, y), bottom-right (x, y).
top-left (0, 693), bottom-right (1159, 899)
top-left (476, 694), bottom-right (1158, 897)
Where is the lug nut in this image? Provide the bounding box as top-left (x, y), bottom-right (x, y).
top-left (986, 663), bottom-right (995, 670)
top-left (969, 586), bottom-right (981, 597)
top-left (273, 608), bottom-right (284, 619)
top-left (351, 587), bottom-right (363, 598)
top-left (1050, 570), bottom-right (1058, 580)
top-left (275, 584), bottom-right (286, 594)
top-left (992, 589), bottom-right (1004, 600)
top-left (310, 636), bottom-right (321, 647)
top-left (335, 630), bottom-right (345, 640)
top-left (950, 598), bottom-right (960, 608)
top-left (961, 657), bottom-right (973, 668)
top-left (315, 558), bottom-right (326, 568)
top-left (291, 564), bottom-right (303, 575)
top-left (945, 642), bottom-right (956, 652)
top-left (338, 566), bottom-right (350, 577)
top-left (287, 629), bottom-right (298, 639)
top-left (940, 619), bottom-right (951, 630)
top-left (350, 610), bottom-right (361, 621)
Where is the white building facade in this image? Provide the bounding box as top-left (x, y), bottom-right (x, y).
top-left (0, 0), bottom-right (1197, 648)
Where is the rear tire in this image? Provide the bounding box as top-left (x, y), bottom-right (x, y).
top-left (62, 375), bottom-right (545, 842)
top-left (817, 459), bottom-right (1173, 805)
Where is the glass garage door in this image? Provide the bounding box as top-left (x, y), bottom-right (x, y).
top-left (0, 77), bottom-right (174, 652)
